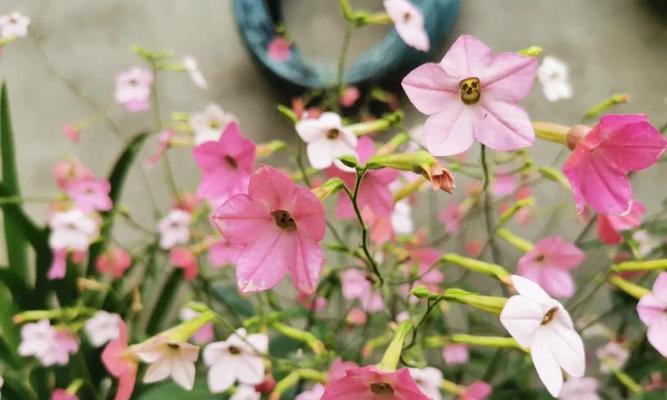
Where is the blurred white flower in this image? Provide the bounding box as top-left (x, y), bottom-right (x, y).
top-left (391, 199), bottom-right (413, 234)
top-left (230, 385), bottom-right (261, 400)
top-left (595, 341), bottom-right (629, 374)
top-left (191, 103), bottom-right (237, 144)
top-left (48, 208), bottom-right (98, 251)
top-left (295, 112), bottom-right (357, 170)
top-left (384, 0), bottom-right (430, 51)
top-left (408, 367), bottom-right (443, 400)
top-left (84, 311), bottom-right (122, 347)
top-left (135, 336), bottom-right (200, 390)
top-left (558, 377), bottom-right (599, 400)
top-left (183, 56), bottom-right (208, 89)
top-left (632, 230), bottom-right (661, 257)
top-left (0, 12), bottom-right (30, 39)
top-left (537, 56), bottom-right (573, 102)
top-left (114, 66), bottom-right (153, 112)
top-left (157, 209), bottom-right (191, 249)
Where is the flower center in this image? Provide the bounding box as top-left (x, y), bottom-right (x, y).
top-left (370, 382), bottom-right (395, 395)
top-left (272, 210), bottom-right (297, 231)
top-left (402, 12), bottom-right (412, 23)
top-left (326, 128), bottom-right (340, 140)
top-left (459, 77), bottom-right (481, 105)
top-left (128, 79), bottom-right (138, 86)
top-left (209, 120), bottom-right (221, 129)
top-left (167, 341), bottom-right (181, 349)
top-left (534, 254), bottom-right (545, 263)
top-left (541, 306), bottom-right (559, 325)
top-left (224, 155), bottom-right (238, 169)
top-left (228, 345), bottom-right (241, 355)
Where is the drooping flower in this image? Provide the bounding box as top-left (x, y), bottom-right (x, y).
top-left (558, 377), bottom-right (599, 400)
top-left (96, 247), bottom-right (132, 279)
top-left (296, 384), bottom-right (326, 400)
top-left (296, 112), bottom-right (358, 170)
top-left (51, 389), bottom-right (78, 400)
top-left (384, 0), bottom-right (430, 52)
top-left (391, 199), bottom-right (413, 234)
top-left (322, 366), bottom-right (429, 399)
top-left (537, 56), bottom-right (573, 102)
top-left (500, 275), bottom-right (585, 396)
top-left (562, 114), bottom-right (667, 215)
top-left (212, 166), bottom-right (326, 293)
top-left (193, 122), bottom-right (255, 201)
top-left (596, 200), bottom-right (645, 245)
top-left (102, 321), bottom-right (137, 400)
top-left (146, 129), bottom-right (175, 167)
top-left (84, 311), bottom-right (121, 347)
top-left (135, 336), bottom-right (199, 390)
top-left (208, 238), bottom-right (242, 267)
top-left (461, 381), bottom-right (492, 400)
top-left (341, 269), bottom-right (384, 312)
top-left (182, 55), bottom-right (208, 89)
top-left (328, 136), bottom-right (399, 220)
top-left (408, 367), bottom-right (443, 400)
top-left (517, 236), bottom-right (584, 299)
top-left (157, 209), bottom-right (191, 250)
top-left (190, 103), bottom-right (237, 145)
top-left (442, 343), bottom-right (469, 366)
top-left (0, 12), bottom-right (30, 39)
top-left (402, 35), bottom-right (537, 156)
top-left (179, 308), bottom-right (214, 344)
top-left (114, 67), bottom-right (153, 112)
top-left (267, 36), bottom-right (291, 62)
top-left (203, 328), bottom-right (268, 393)
top-left (48, 209), bottom-right (98, 279)
top-left (595, 341), bottom-right (629, 373)
top-left (636, 272), bottom-right (667, 357)
top-left (67, 177), bottom-right (112, 213)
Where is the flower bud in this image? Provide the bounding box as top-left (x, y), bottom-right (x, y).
top-left (312, 178), bottom-right (345, 201)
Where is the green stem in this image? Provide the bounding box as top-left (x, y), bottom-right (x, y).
top-left (377, 321), bottom-right (412, 371)
top-left (337, 22), bottom-right (353, 97)
top-left (480, 144), bottom-right (502, 264)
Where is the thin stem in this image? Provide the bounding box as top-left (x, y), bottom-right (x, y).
top-left (0, 195), bottom-right (54, 205)
top-left (150, 65), bottom-right (179, 198)
top-left (575, 215), bottom-right (596, 245)
top-left (480, 144), bottom-right (502, 264)
top-left (337, 22), bottom-right (353, 96)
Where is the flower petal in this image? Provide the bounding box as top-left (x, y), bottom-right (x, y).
top-left (499, 295), bottom-right (543, 347)
top-left (402, 63), bottom-right (459, 115)
top-left (208, 361), bottom-right (237, 393)
top-left (439, 35), bottom-right (493, 79)
top-left (235, 229), bottom-right (292, 292)
top-left (423, 104), bottom-right (475, 156)
top-left (143, 359), bottom-right (171, 384)
top-left (597, 115), bottom-right (667, 172)
top-left (646, 315), bottom-right (667, 357)
top-left (545, 323), bottom-right (586, 378)
top-left (475, 100), bottom-right (534, 151)
top-left (531, 332), bottom-right (564, 397)
top-left (481, 52), bottom-right (538, 102)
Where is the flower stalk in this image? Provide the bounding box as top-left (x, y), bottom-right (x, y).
top-left (377, 321), bottom-right (412, 371)
top-left (608, 275), bottom-right (650, 300)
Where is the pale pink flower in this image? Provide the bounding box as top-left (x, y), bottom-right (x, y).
top-left (384, 0), bottom-right (430, 51)
top-left (48, 209), bottom-right (98, 279)
top-left (170, 247), bottom-right (198, 281)
top-left (442, 343), bottom-right (469, 366)
top-left (115, 67), bottom-right (153, 112)
top-left (636, 272), bottom-right (667, 357)
top-left (596, 200), bottom-right (645, 245)
top-left (182, 55), bottom-right (208, 89)
top-left (190, 103), bottom-right (238, 145)
top-left (406, 247), bottom-right (443, 292)
top-left (492, 174), bottom-right (518, 197)
top-left (208, 238), bottom-right (242, 267)
top-left (461, 381), bottom-right (492, 400)
top-left (157, 209), bottom-right (191, 250)
top-left (517, 236), bottom-right (584, 299)
top-left (212, 166), bottom-right (326, 294)
top-left (440, 202), bottom-right (462, 234)
top-left (341, 269), bottom-right (384, 312)
top-left (179, 308), bottom-right (214, 344)
top-left (203, 328), bottom-right (268, 393)
top-left (296, 291), bottom-right (328, 313)
top-left (340, 86), bottom-right (361, 108)
top-left (346, 308), bottom-right (368, 326)
top-left (51, 389), bottom-right (78, 400)
top-left (0, 12), bottom-right (30, 39)
top-left (193, 122), bottom-right (256, 202)
top-left (322, 366), bottom-right (429, 400)
top-left (135, 337), bottom-right (199, 390)
top-left (563, 114), bottom-right (667, 215)
top-left (296, 384), bottom-right (325, 400)
top-left (296, 111), bottom-right (357, 170)
top-left (558, 377), bottom-right (599, 400)
top-left (52, 157), bottom-right (92, 190)
top-left (402, 35), bottom-right (537, 156)
top-left (147, 129), bottom-right (175, 167)
top-left (267, 36), bottom-right (291, 62)
top-left (595, 341), bottom-right (629, 373)
top-left (500, 275), bottom-right (585, 397)
top-left (102, 321), bottom-right (137, 400)
top-left (84, 311), bottom-right (121, 347)
top-left (96, 247), bottom-right (132, 279)
top-left (328, 358), bottom-right (359, 382)
top-left (327, 136), bottom-right (399, 219)
top-left (62, 123), bottom-right (80, 143)
top-left (409, 367), bottom-right (443, 400)
top-left (19, 320), bottom-right (79, 367)
top-left (537, 56), bottom-right (573, 103)
top-left (67, 176), bottom-right (112, 212)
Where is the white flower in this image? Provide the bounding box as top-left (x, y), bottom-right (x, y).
top-left (384, 0), bottom-right (430, 51)
top-left (183, 56), bottom-right (208, 89)
top-left (48, 209), bottom-right (98, 251)
top-left (408, 367), bottom-right (443, 400)
top-left (558, 377), bottom-right (599, 400)
top-left (190, 103), bottom-right (237, 145)
top-left (296, 384), bottom-right (325, 400)
top-left (500, 275), bottom-right (585, 397)
top-left (0, 12), bottom-right (30, 39)
top-left (157, 209), bottom-right (191, 249)
top-left (632, 230), bottom-right (661, 258)
top-left (391, 199), bottom-right (413, 234)
top-left (203, 328), bottom-right (268, 393)
top-left (231, 385), bottom-right (261, 400)
top-left (114, 66), bottom-right (153, 112)
top-left (18, 320), bottom-right (79, 367)
top-left (135, 336), bottom-right (200, 390)
top-left (295, 112), bottom-right (358, 170)
top-left (84, 311), bottom-right (121, 347)
top-left (595, 341), bottom-right (629, 374)
top-left (537, 56), bottom-right (573, 102)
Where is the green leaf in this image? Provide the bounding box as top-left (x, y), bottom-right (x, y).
top-left (0, 279), bottom-right (26, 367)
top-left (211, 284), bottom-right (256, 319)
top-left (137, 376), bottom-right (218, 400)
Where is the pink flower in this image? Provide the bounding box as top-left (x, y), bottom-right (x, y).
top-left (267, 36), bottom-right (291, 62)
top-left (48, 209), bottom-right (98, 280)
top-left (180, 308), bottom-right (214, 344)
top-left (115, 66), bottom-right (153, 112)
top-left (384, 0), bottom-right (430, 51)
top-left (51, 389), bottom-right (78, 400)
top-left (595, 341), bottom-right (629, 373)
top-left (147, 129), bottom-right (175, 167)
top-left (67, 177), bottom-right (112, 212)
top-left (19, 320), bottom-right (79, 367)
top-left (52, 157), bottom-right (92, 190)
top-left (492, 174), bottom-right (518, 197)
top-left (328, 136), bottom-right (399, 219)
top-left (96, 247), bottom-right (132, 279)
top-left (563, 114), bottom-right (667, 215)
top-left (212, 166), bottom-right (325, 294)
top-left (62, 123), bottom-right (80, 143)
top-left (596, 200), bottom-right (645, 245)
top-left (517, 236), bottom-right (584, 299)
top-left (558, 377), bottom-right (599, 400)
top-left (636, 272), bottom-right (667, 357)
top-left (296, 384), bottom-right (325, 400)
top-left (442, 344), bottom-right (469, 366)
top-left (461, 381), bottom-right (492, 400)
top-left (402, 35), bottom-right (537, 156)
top-left (194, 122), bottom-right (256, 202)
top-left (407, 247), bottom-right (443, 292)
top-left (170, 247), bottom-right (198, 281)
top-left (341, 269), bottom-right (384, 312)
top-left (102, 321), bottom-right (137, 400)
top-left (208, 238), bottom-right (242, 267)
top-left (322, 366), bottom-right (429, 400)
top-left (340, 86), bottom-right (361, 108)
top-left (157, 209), bottom-right (191, 250)
top-left (440, 202), bottom-right (462, 234)
top-left (346, 308), bottom-right (368, 327)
